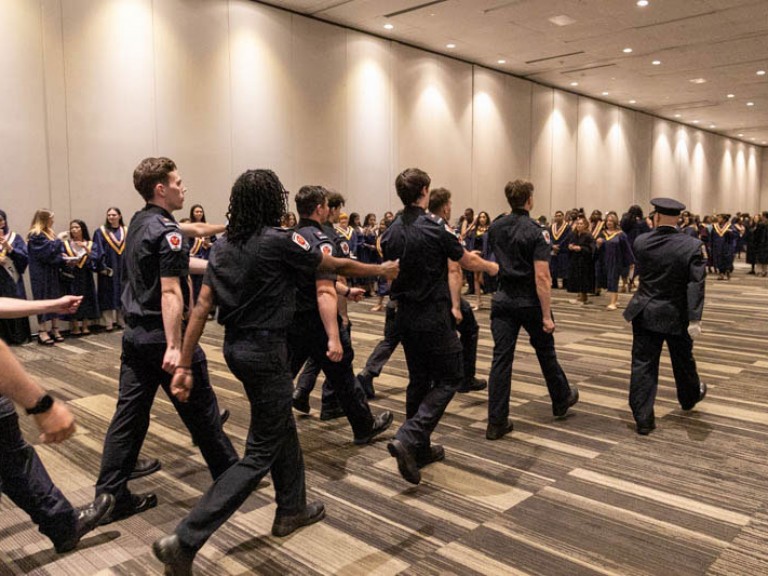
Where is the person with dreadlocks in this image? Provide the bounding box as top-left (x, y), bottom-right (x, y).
top-left (152, 169), bottom-right (399, 574)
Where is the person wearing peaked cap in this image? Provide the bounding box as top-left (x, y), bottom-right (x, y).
top-left (623, 197), bottom-right (707, 435)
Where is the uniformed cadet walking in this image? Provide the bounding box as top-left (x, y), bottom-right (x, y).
top-left (288, 185), bottom-right (396, 445)
top-left (486, 180), bottom-right (578, 441)
top-left (624, 197), bottom-right (707, 435)
top-left (152, 170), bottom-right (398, 574)
top-left (379, 168), bottom-right (498, 485)
top-left (95, 157), bottom-right (238, 524)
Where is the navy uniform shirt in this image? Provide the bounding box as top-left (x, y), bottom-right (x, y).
top-left (122, 204), bottom-right (189, 319)
top-left (295, 218), bottom-right (338, 315)
top-left (203, 227), bottom-right (322, 331)
top-left (488, 208), bottom-right (551, 307)
top-left (379, 205), bottom-right (464, 307)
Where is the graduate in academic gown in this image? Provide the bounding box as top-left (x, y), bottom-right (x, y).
top-left (92, 207), bottom-right (126, 331)
top-left (61, 220), bottom-right (100, 336)
top-left (567, 216), bottom-right (596, 304)
top-left (0, 209), bottom-right (31, 344)
top-left (596, 213), bottom-right (635, 310)
top-left (710, 213), bottom-right (735, 280)
top-left (548, 210), bottom-right (571, 289)
top-left (27, 209), bottom-right (64, 344)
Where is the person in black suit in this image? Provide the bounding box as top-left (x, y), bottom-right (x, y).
top-left (623, 198), bottom-right (707, 435)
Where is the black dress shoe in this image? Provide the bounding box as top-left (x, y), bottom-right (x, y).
top-left (387, 439), bottom-right (421, 485)
top-left (636, 415), bottom-right (656, 436)
top-left (682, 382), bottom-right (707, 411)
top-left (55, 494), bottom-right (115, 553)
top-left (553, 385), bottom-right (579, 418)
top-left (353, 411), bottom-right (393, 445)
top-left (357, 371), bottom-right (376, 399)
top-left (458, 377), bottom-right (487, 393)
top-left (129, 457), bottom-right (161, 480)
top-left (271, 501), bottom-right (326, 537)
top-left (416, 444), bottom-right (445, 469)
top-left (320, 405), bottom-right (345, 421)
top-left (98, 492), bottom-right (158, 526)
top-left (292, 389), bottom-right (310, 414)
top-left (486, 419), bottom-right (514, 441)
top-left (152, 534), bottom-right (195, 576)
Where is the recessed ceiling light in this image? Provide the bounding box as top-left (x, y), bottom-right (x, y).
top-left (751, 137), bottom-right (756, 140)
top-left (652, 60), bottom-right (661, 65)
top-left (637, 0), bottom-right (649, 6)
top-left (629, 99), bottom-right (637, 104)
top-left (727, 93), bottom-right (735, 98)
top-left (709, 124), bottom-right (716, 128)
top-left (497, 59), bottom-right (506, 64)
top-left (689, 78), bottom-right (707, 84)
top-left (757, 70), bottom-right (766, 76)
top-left (383, 23), bottom-right (394, 30)
top-left (602, 91), bottom-right (610, 96)
top-left (570, 81), bottom-right (579, 87)
top-left (738, 133), bottom-right (744, 136)
top-left (763, 141), bottom-right (767, 145)
top-left (674, 114), bottom-right (681, 118)
top-left (623, 47), bottom-right (633, 54)
top-left (692, 120), bottom-right (699, 124)
top-left (549, 15), bottom-right (577, 26)
top-left (446, 43), bottom-right (456, 49)
top-left (747, 101), bottom-right (755, 106)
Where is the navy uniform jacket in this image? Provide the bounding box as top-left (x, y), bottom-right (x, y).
top-left (623, 226), bottom-right (706, 334)
top-left (294, 218), bottom-right (337, 315)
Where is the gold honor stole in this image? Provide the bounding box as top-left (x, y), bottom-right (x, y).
top-left (64, 240), bottom-right (93, 268)
top-left (591, 220), bottom-right (604, 239)
top-left (101, 226), bottom-right (126, 255)
top-left (335, 226), bottom-right (354, 241)
top-left (603, 231), bottom-right (621, 242)
top-left (0, 232), bottom-right (16, 257)
top-left (713, 223), bottom-right (731, 237)
top-left (552, 222), bottom-right (568, 241)
top-left (189, 237), bottom-right (204, 256)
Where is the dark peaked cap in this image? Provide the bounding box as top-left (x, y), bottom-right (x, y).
top-left (650, 197), bottom-right (686, 216)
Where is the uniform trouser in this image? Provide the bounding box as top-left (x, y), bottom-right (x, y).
top-left (487, 302), bottom-right (571, 425)
top-left (629, 320), bottom-right (701, 425)
top-left (294, 323), bottom-right (354, 411)
top-left (362, 299), bottom-right (478, 383)
top-left (95, 325), bottom-right (238, 509)
top-left (396, 303), bottom-right (463, 458)
top-left (176, 333), bottom-right (305, 552)
top-left (0, 396), bottom-right (76, 548)
top-left (288, 312), bottom-right (374, 439)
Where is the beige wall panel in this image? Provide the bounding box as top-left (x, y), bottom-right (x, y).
top-left (346, 32), bottom-right (394, 216)
top-left (688, 130), bottom-right (709, 215)
top-left (393, 43), bottom-right (473, 214)
top-left (529, 85), bottom-right (554, 213)
top-left (628, 112), bottom-right (653, 210)
top-left (290, 17), bottom-right (346, 204)
top-left (673, 124), bottom-right (694, 209)
top-left (152, 0), bottom-right (232, 223)
top-left (650, 120), bottom-right (678, 200)
top-left (228, 1), bottom-right (293, 192)
top-left (62, 0), bottom-right (156, 226)
top-left (0, 0), bottom-right (52, 223)
top-left (761, 149), bottom-right (768, 211)
top-left (41, 0), bottom-right (72, 223)
top-left (472, 68), bottom-right (532, 219)
top-left (552, 90), bottom-right (578, 212)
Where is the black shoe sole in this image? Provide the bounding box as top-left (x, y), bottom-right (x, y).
top-left (98, 493), bottom-right (158, 526)
top-left (272, 502), bottom-right (326, 537)
top-left (354, 411), bottom-right (393, 445)
top-left (387, 440), bottom-right (421, 484)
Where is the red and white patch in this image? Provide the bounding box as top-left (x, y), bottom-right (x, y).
top-left (341, 241), bottom-right (350, 256)
top-left (320, 243), bottom-right (333, 256)
top-left (292, 232), bottom-right (310, 251)
top-left (542, 230), bottom-right (551, 244)
top-left (165, 231), bottom-right (183, 251)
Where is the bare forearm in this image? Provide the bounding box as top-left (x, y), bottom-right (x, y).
top-left (179, 222), bottom-right (225, 238)
top-left (0, 297), bottom-right (55, 319)
top-left (161, 291), bottom-right (184, 351)
top-left (459, 250), bottom-right (494, 274)
top-left (189, 257), bottom-right (208, 275)
top-left (448, 261), bottom-right (462, 310)
top-left (317, 292), bottom-right (340, 341)
top-left (0, 341), bottom-right (47, 409)
top-left (536, 278), bottom-right (552, 319)
top-left (180, 302), bottom-right (210, 367)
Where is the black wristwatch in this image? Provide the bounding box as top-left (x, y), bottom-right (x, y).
top-left (26, 394), bottom-right (54, 415)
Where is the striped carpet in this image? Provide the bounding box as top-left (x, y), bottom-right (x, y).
top-left (1, 263), bottom-right (767, 575)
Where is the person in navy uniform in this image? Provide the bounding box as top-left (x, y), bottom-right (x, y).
top-left (624, 197), bottom-right (707, 435)
top-left (288, 185), bottom-right (396, 446)
top-left (0, 294), bottom-right (114, 554)
top-left (94, 157), bottom-right (239, 524)
top-left (379, 168), bottom-right (498, 485)
top-left (485, 180), bottom-right (578, 441)
top-left (152, 170), bottom-right (398, 574)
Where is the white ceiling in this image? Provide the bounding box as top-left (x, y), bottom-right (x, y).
top-left (257, 0), bottom-right (768, 146)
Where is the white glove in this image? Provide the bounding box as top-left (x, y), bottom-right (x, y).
top-left (687, 321), bottom-right (702, 339)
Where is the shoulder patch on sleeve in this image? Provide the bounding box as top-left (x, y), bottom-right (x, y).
top-left (444, 222), bottom-right (461, 239)
top-left (320, 243), bottom-right (334, 256)
top-left (292, 232), bottom-right (310, 251)
top-left (165, 231), bottom-right (183, 251)
top-left (542, 230), bottom-right (551, 244)
top-left (340, 241), bottom-right (350, 256)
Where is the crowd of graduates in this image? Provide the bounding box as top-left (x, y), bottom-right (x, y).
top-left (3, 202), bottom-right (768, 349)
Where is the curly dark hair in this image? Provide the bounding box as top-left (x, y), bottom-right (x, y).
top-left (225, 169), bottom-right (287, 247)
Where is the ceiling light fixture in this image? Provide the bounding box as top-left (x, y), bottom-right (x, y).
top-left (747, 101), bottom-right (755, 106)
top-left (623, 47), bottom-right (633, 53)
top-left (570, 81), bottom-right (579, 86)
top-left (738, 133), bottom-right (744, 137)
top-left (383, 23), bottom-right (394, 30)
top-left (602, 91), bottom-right (610, 96)
top-left (446, 43), bottom-right (456, 49)
top-left (692, 120), bottom-right (699, 124)
top-left (652, 60), bottom-right (661, 65)
top-left (757, 70), bottom-right (766, 76)
top-left (727, 94), bottom-right (735, 98)
top-left (689, 78), bottom-right (707, 84)
top-left (637, 0), bottom-right (649, 6)
top-left (629, 99), bottom-right (637, 104)
top-left (709, 124), bottom-right (716, 128)
top-left (497, 59), bottom-right (506, 64)
top-left (674, 114), bottom-right (681, 118)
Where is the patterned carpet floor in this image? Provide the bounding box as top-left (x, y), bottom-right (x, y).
top-left (1, 263), bottom-right (767, 575)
